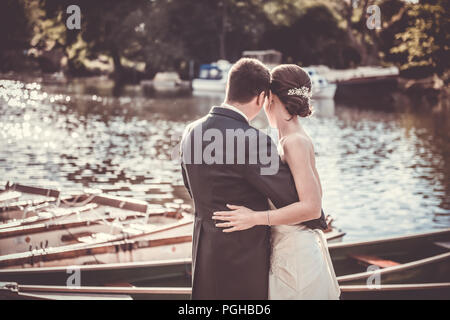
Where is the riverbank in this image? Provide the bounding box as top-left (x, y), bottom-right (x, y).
top-left (395, 74), bottom-right (450, 113)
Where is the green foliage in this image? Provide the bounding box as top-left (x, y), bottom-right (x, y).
top-left (377, 0), bottom-right (410, 65)
top-left (390, 0), bottom-right (449, 76)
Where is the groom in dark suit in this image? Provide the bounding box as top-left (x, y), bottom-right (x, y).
top-left (180, 58), bottom-right (326, 300)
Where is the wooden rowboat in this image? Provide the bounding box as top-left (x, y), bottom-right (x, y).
top-left (1, 230), bottom-right (449, 298)
top-left (0, 183), bottom-right (62, 219)
top-left (0, 282), bottom-right (132, 300)
top-left (337, 251), bottom-right (450, 285)
top-left (0, 200), bottom-right (183, 256)
top-left (5, 282), bottom-right (450, 300)
top-left (0, 186), bottom-right (188, 256)
top-left (0, 227), bottom-right (342, 286)
top-left (339, 283), bottom-right (450, 300)
top-left (0, 182), bottom-right (150, 225)
top-left (3, 251), bottom-right (448, 289)
top-left (0, 216), bottom-right (194, 267)
top-left (0, 258), bottom-right (193, 287)
top-left (0, 229), bottom-right (446, 288)
top-left (0, 184), bottom-right (345, 287)
top-left (18, 284), bottom-right (190, 300)
top-left (329, 228), bottom-right (450, 284)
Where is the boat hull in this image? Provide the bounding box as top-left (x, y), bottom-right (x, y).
top-left (337, 252), bottom-right (450, 285)
top-left (0, 228), bottom-right (343, 286)
top-left (10, 282), bottom-right (450, 300)
top-left (192, 79), bottom-right (226, 93)
top-left (329, 228), bottom-right (450, 277)
top-left (340, 283), bottom-right (450, 300)
top-left (313, 84), bottom-right (337, 99)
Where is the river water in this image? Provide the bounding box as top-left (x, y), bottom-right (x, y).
top-left (0, 77), bottom-right (449, 241)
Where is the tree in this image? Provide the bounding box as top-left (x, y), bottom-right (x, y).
top-left (0, 0), bottom-right (32, 71)
top-left (260, 3), bottom-right (361, 68)
top-left (377, 0), bottom-right (410, 66)
top-left (166, 0), bottom-right (268, 63)
top-left (390, 0), bottom-right (449, 77)
top-left (40, 0), bottom-right (148, 79)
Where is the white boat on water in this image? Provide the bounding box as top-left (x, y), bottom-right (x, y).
top-left (304, 67), bottom-right (337, 100)
top-left (192, 54), bottom-right (337, 99)
top-left (319, 65), bottom-right (399, 83)
top-left (242, 50), bottom-right (282, 70)
top-left (192, 60), bottom-right (231, 94)
top-left (141, 72), bottom-right (190, 93)
top-left (243, 51), bottom-right (336, 99)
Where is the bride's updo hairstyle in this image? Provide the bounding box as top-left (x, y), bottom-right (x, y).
top-left (270, 64), bottom-right (313, 118)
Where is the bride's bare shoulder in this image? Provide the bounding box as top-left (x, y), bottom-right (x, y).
top-left (281, 133), bottom-right (313, 155)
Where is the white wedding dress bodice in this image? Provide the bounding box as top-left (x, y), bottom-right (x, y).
top-left (268, 139), bottom-right (340, 300)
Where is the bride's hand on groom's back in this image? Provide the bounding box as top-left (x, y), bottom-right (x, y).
top-left (213, 204), bottom-right (263, 233)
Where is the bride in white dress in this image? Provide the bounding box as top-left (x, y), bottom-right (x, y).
top-left (213, 64), bottom-right (340, 300)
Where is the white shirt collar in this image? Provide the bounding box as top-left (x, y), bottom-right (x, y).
top-left (221, 103), bottom-right (249, 123)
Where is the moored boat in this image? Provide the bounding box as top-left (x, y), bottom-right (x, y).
top-left (330, 228), bottom-right (450, 285)
top-left (0, 221), bottom-right (343, 286)
top-left (0, 258), bottom-right (193, 287)
top-left (191, 60), bottom-right (231, 94)
top-left (1, 225), bottom-right (448, 296)
top-left (0, 191), bottom-right (184, 255)
top-left (0, 282), bottom-right (132, 300)
top-left (314, 65), bottom-right (400, 101)
top-left (304, 67), bottom-right (337, 99)
top-left (141, 72), bottom-right (190, 93)
top-left (242, 50), bottom-right (282, 70)
top-left (336, 251), bottom-right (450, 285)
top-left (241, 51), bottom-right (336, 99)
top-left (0, 206), bottom-right (183, 256)
top-left (339, 282), bottom-right (450, 300)
top-left (0, 215), bottom-right (194, 268)
top-left (7, 282), bottom-right (450, 300)
top-left (0, 183), bottom-right (62, 219)
top-left (1, 183), bottom-right (345, 289)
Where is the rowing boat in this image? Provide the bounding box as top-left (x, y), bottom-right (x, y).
top-left (0, 282), bottom-right (132, 300)
top-left (329, 228), bottom-right (450, 284)
top-left (0, 224), bottom-right (342, 284)
top-left (339, 282), bottom-right (450, 300)
top-left (0, 182), bottom-right (149, 225)
top-left (0, 225), bottom-right (343, 286)
top-left (0, 183), bottom-right (62, 219)
top-left (0, 229), bottom-right (448, 296)
top-left (0, 184), bottom-right (345, 287)
top-left (0, 195), bottom-right (183, 256)
top-left (0, 227), bottom-right (446, 287)
top-left (0, 258), bottom-right (193, 287)
top-left (5, 282), bottom-right (450, 300)
top-left (337, 251), bottom-right (450, 285)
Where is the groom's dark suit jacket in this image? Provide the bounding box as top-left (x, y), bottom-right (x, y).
top-left (181, 106), bottom-right (326, 300)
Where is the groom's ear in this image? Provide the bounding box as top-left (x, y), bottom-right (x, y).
top-left (256, 91), bottom-right (266, 107)
top-left (267, 91), bottom-right (272, 103)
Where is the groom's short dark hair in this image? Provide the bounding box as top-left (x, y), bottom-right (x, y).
top-left (226, 58), bottom-right (270, 104)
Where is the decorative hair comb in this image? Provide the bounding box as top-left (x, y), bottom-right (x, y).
top-left (287, 86), bottom-right (311, 98)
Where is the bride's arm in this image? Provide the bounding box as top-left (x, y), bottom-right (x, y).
top-left (213, 135), bottom-right (322, 232)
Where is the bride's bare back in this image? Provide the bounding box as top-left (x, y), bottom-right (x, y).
top-left (279, 133), bottom-right (323, 200)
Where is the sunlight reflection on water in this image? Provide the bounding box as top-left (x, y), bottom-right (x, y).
top-left (0, 78), bottom-right (448, 241)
